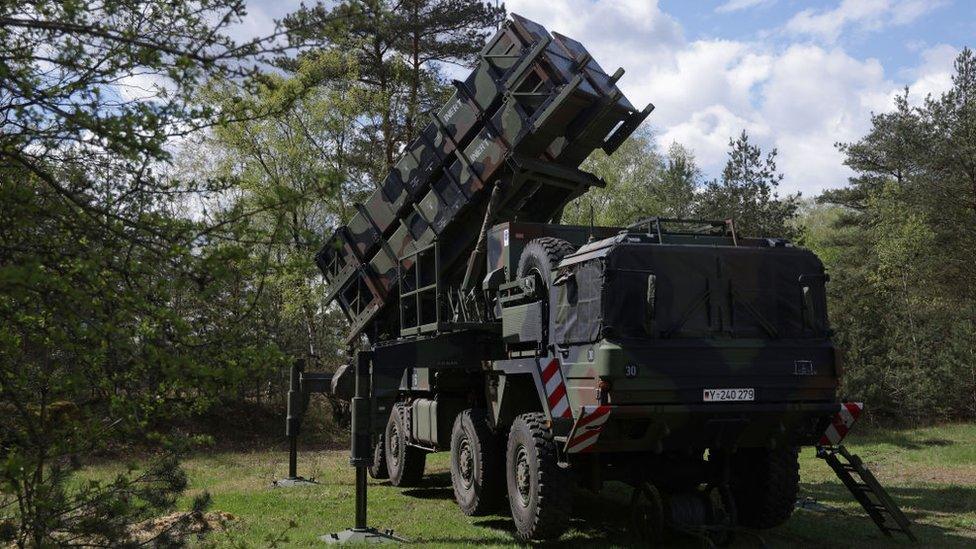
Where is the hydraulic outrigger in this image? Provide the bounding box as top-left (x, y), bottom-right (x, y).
top-left (271, 359), bottom-right (329, 487)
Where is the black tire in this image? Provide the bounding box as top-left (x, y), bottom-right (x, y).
top-left (450, 409), bottom-right (504, 516)
top-left (516, 238), bottom-right (575, 348)
top-left (386, 402), bottom-right (426, 487)
top-left (368, 431), bottom-right (389, 480)
top-left (730, 446), bottom-right (800, 529)
top-left (516, 237), bottom-right (576, 288)
top-left (506, 412), bottom-right (571, 542)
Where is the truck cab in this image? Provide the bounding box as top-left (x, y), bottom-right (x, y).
top-left (477, 218), bottom-right (846, 538)
top-left (489, 217), bottom-right (841, 450)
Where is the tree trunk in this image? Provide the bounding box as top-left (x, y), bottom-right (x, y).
top-left (289, 210), bottom-right (319, 367)
top-left (407, 3), bottom-right (420, 140)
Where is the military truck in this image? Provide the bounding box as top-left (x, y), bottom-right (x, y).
top-left (313, 14), bottom-right (875, 543)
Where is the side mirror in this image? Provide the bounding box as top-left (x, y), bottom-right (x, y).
top-left (802, 284), bottom-right (815, 328)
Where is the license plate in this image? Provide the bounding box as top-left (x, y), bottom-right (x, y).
top-left (703, 388), bottom-right (755, 402)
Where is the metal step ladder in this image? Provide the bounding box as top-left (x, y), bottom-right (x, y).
top-left (818, 444), bottom-right (918, 542)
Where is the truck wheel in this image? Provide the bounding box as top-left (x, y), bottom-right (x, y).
top-left (506, 412), bottom-right (571, 542)
top-left (368, 432), bottom-right (388, 480)
top-left (730, 446), bottom-right (799, 528)
top-left (516, 237), bottom-right (576, 288)
top-left (450, 409), bottom-right (504, 515)
top-left (386, 402), bottom-right (426, 487)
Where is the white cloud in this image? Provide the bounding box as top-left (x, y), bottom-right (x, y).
top-left (902, 44), bottom-right (958, 102)
top-left (890, 0), bottom-right (946, 25)
top-left (230, 0), bottom-right (305, 41)
top-left (715, 0), bottom-right (776, 14)
top-left (759, 45), bottom-right (891, 192)
top-left (659, 104), bottom-right (769, 171)
top-left (638, 40), bottom-right (894, 192)
top-left (785, 0), bottom-right (946, 43)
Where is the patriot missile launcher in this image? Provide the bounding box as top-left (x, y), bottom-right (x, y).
top-left (294, 13), bottom-right (914, 544)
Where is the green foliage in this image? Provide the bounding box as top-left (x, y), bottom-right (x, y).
top-left (182, 62), bottom-right (359, 377)
top-left (0, 0), bottom-right (294, 544)
top-left (813, 48), bottom-right (976, 423)
top-left (563, 128), bottom-right (674, 226)
top-left (566, 128), bottom-right (798, 239)
top-left (0, 0), bottom-right (281, 214)
top-left (159, 1), bottom-right (504, 426)
top-left (696, 130), bottom-right (801, 238)
top-left (281, 0), bottom-right (505, 171)
top-left (0, 170), bottom-right (270, 545)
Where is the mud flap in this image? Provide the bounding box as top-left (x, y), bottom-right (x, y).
top-left (564, 405), bottom-right (612, 453)
top-left (539, 357), bottom-right (574, 419)
top-left (819, 402), bottom-right (863, 445)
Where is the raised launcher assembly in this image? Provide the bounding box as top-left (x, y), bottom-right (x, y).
top-left (316, 13), bottom-right (653, 343)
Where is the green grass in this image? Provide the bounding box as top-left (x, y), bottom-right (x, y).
top-left (91, 424), bottom-right (976, 547)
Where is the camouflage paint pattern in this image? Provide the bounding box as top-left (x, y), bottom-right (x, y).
top-left (548, 338), bottom-right (839, 452)
top-left (344, 204), bottom-right (382, 258)
top-left (393, 148), bottom-right (422, 197)
top-left (379, 170), bottom-right (409, 215)
top-left (361, 190), bottom-right (398, 235)
top-left (431, 89), bottom-right (481, 157)
top-left (315, 233), bottom-right (357, 297)
top-left (418, 171), bottom-right (466, 233)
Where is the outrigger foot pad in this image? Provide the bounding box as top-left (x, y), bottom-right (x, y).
top-left (271, 476), bottom-right (319, 488)
top-left (321, 528), bottom-right (406, 544)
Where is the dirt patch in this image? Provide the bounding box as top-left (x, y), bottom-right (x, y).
top-left (890, 465), bottom-right (976, 485)
top-left (131, 510), bottom-right (236, 543)
top-left (870, 462), bottom-right (976, 486)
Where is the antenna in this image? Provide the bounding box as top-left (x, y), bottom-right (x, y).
top-left (588, 203), bottom-right (595, 242)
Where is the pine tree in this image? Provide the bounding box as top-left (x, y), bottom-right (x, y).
top-left (696, 131), bottom-right (800, 237)
top-left (282, 0), bottom-right (504, 173)
top-left (817, 48), bottom-right (976, 421)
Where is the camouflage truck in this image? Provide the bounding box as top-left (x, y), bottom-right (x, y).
top-left (314, 14), bottom-right (876, 544)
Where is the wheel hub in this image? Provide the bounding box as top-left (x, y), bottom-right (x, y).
top-left (630, 481), bottom-right (664, 543)
top-left (389, 424), bottom-right (400, 467)
top-left (457, 437), bottom-right (474, 489)
top-left (514, 445), bottom-right (531, 507)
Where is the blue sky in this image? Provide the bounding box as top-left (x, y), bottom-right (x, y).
top-left (238, 0), bottom-right (972, 196)
top-left (668, 1), bottom-right (971, 78)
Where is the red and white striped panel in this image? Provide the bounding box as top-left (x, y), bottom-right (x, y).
top-left (566, 405), bottom-right (612, 453)
top-left (540, 358), bottom-right (574, 419)
top-left (819, 402), bottom-right (864, 446)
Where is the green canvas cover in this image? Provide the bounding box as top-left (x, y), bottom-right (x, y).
top-left (554, 242), bottom-right (829, 343)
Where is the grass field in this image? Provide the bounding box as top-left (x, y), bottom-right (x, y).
top-left (98, 423), bottom-right (976, 547)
